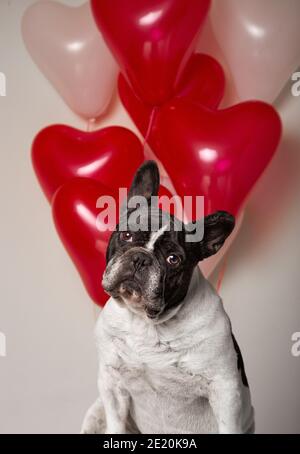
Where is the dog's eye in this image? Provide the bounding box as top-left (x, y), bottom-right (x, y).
top-left (120, 232), bottom-right (133, 242)
top-left (166, 254), bottom-right (181, 266)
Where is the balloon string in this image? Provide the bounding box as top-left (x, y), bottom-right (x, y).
top-left (142, 106), bottom-right (158, 152)
top-left (87, 118), bottom-right (96, 132)
top-left (216, 257), bottom-right (228, 294)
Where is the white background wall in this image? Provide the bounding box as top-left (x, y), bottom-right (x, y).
top-left (0, 0), bottom-right (299, 434)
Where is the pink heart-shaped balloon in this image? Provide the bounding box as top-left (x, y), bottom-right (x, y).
top-left (32, 125), bottom-right (144, 202)
top-left (210, 0), bottom-right (300, 102)
top-left (22, 2), bottom-right (118, 119)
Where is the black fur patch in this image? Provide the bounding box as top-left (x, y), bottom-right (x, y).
top-left (231, 334), bottom-right (249, 387)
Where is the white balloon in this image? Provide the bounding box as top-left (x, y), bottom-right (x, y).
top-left (210, 0), bottom-right (300, 103)
top-left (196, 17), bottom-right (240, 107)
top-left (22, 1), bottom-right (118, 120)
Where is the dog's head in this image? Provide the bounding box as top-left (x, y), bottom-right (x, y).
top-left (102, 161), bottom-right (234, 321)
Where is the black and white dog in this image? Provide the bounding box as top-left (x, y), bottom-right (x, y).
top-left (81, 161), bottom-right (254, 434)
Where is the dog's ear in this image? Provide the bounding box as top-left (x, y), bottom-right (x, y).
top-left (200, 211), bottom-right (235, 259)
top-left (128, 160), bottom-right (160, 202)
top-left (186, 211), bottom-right (235, 261)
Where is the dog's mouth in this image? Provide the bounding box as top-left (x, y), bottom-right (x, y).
top-left (103, 277), bottom-right (163, 319)
top-left (103, 277), bottom-right (141, 300)
top-left (144, 306), bottom-right (162, 319)
top-left (118, 280), bottom-right (142, 302)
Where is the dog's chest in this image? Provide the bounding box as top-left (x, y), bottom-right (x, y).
top-left (109, 321), bottom-right (210, 400)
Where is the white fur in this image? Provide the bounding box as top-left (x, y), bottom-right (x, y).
top-left (81, 268), bottom-right (254, 434)
top-left (146, 225), bottom-right (168, 250)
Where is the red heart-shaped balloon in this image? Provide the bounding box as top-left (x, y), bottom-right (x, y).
top-left (32, 124), bottom-right (175, 306)
top-left (91, 0), bottom-right (211, 105)
top-left (119, 53), bottom-right (225, 141)
top-left (32, 125), bottom-right (144, 202)
top-left (52, 178), bottom-right (116, 306)
top-left (52, 177), bottom-right (173, 306)
top-left (154, 99), bottom-right (282, 218)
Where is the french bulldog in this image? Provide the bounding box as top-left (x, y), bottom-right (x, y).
top-left (81, 161), bottom-right (254, 434)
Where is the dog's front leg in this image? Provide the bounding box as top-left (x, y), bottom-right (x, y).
top-left (81, 397), bottom-right (105, 434)
top-left (98, 364), bottom-right (130, 434)
top-left (209, 376), bottom-right (243, 434)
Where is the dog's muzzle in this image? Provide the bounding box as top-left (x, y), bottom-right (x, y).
top-left (119, 280), bottom-right (142, 302)
top-left (103, 248), bottom-right (163, 318)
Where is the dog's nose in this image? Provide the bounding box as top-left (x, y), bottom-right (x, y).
top-left (132, 252), bottom-right (152, 270)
